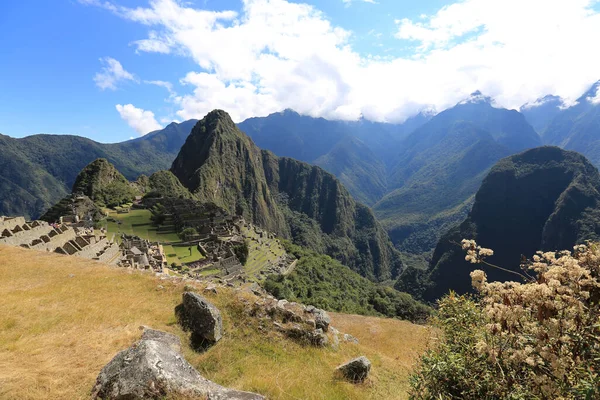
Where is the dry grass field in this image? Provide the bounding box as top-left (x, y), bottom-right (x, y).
top-left (0, 245), bottom-right (432, 400)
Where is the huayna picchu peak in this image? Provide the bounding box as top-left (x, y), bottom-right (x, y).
top-left (171, 109), bottom-right (402, 281)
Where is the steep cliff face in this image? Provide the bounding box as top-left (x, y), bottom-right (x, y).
top-left (419, 146), bottom-right (600, 301)
top-left (171, 110), bottom-right (401, 281)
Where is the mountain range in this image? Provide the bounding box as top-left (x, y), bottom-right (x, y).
top-left (2, 81), bottom-right (600, 265)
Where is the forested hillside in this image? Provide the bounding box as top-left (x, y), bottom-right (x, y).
top-left (0, 120), bottom-right (196, 219)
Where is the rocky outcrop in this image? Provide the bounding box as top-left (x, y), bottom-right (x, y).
top-left (92, 327), bottom-right (264, 399)
top-left (336, 356), bottom-right (371, 383)
top-left (176, 292), bottom-right (223, 344)
top-left (250, 297), bottom-right (335, 347)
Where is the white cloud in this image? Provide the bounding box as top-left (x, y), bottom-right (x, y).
top-left (93, 57), bottom-right (137, 90)
top-left (86, 0), bottom-right (600, 123)
top-left (145, 79), bottom-right (174, 94)
top-left (343, 0), bottom-right (378, 6)
top-left (115, 104), bottom-right (162, 135)
top-left (589, 84), bottom-right (600, 104)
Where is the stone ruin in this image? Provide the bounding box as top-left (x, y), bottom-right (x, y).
top-left (117, 234), bottom-right (167, 272)
top-left (143, 198), bottom-right (297, 283)
top-left (0, 216), bottom-right (120, 263)
top-left (146, 199), bottom-right (245, 275)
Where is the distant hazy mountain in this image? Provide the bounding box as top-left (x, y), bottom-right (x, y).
top-left (374, 94), bottom-right (541, 253)
top-left (417, 146), bottom-right (600, 301)
top-left (539, 81), bottom-right (600, 166)
top-left (172, 110), bottom-right (402, 281)
top-left (0, 119), bottom-right (197, 219)
top-left (313, 137), bottom-right (387, 205)
top-left (237, 109), bottom-right (431, 205)
top-left (520, 95), bottom-right (564, 134)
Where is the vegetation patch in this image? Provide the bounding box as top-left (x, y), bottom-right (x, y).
top-left (264, 242), bottom-right (430, 323)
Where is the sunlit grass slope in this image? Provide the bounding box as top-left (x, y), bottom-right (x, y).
top-left (0, 245), bottom-right (431, 399)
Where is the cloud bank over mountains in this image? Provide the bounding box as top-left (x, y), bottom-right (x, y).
top-left (84, 0), bottom-right (600, 134)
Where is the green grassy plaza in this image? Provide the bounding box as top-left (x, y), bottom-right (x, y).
top-left (102, 209), bottom-right (204, 266)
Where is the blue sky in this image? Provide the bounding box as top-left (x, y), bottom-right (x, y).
top-left (1, 0), bottom-right (600, 142)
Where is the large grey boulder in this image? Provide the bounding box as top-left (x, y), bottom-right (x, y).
top-left (92, 327), bottom-right (264, 399)
top-left (336, 356), bottom-right (371, 383)
top-left (177, 291), bottom-right (223, 343)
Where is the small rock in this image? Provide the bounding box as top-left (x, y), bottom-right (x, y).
top-left (305, 305), bottom-right (315, 313)
top-left (156, 285), bottom-right (164, 291)
top-left (336, 356), bottom-right (371, 383)
top-left (309, 328), bottom-right (329, 347)
top-left (343, 333), bottom-right (359, 344)
top-left (249, 282), bottom-right (262, 296)
top-left (68, 274), bottom-right (75, 278)
top-left (276, 299), bottom-right (288, 309)
top-left (204, 284), bottom-right (218, 294)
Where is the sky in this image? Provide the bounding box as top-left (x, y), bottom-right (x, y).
top-left (1, 0), bottom-right (600, 143)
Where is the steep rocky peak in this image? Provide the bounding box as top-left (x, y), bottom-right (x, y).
top-left (195, 109), bottom-right (242, 140)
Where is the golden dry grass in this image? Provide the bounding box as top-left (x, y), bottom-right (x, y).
top-left (0, 245), bottom-right (432, 400)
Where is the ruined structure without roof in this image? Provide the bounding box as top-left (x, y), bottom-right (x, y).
top-left (0, 216), bottom-right (120, 264)
top-left (144, 198), bottom-right (295, 283)
top-left (118, 234), bottom-right (167, 272)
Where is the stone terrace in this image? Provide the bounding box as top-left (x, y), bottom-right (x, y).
top-left (0, 216), bottom-right (120, 264)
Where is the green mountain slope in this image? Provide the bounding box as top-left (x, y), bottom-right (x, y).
top-left (0, 119), bottom-right (196, 219)
top-left (417, 146), bottom-right (600, 301)
top-left (171, 110), bottom-right (402, 281)
top-left (373, 96), bottom-right (540, 253)
top-left (314, 137), bottom-right (387, 205)
top-left (265, 241), bottom-right (430, 322)
top-left (375, 122), bottom-right (511, 253)
top-left (72, 158), bottom-right (137, 207)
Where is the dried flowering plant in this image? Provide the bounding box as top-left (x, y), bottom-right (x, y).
top-left (409, 241), bottom-right (600, 400)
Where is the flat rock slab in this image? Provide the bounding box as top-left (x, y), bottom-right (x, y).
top-left (92, 327), bottom-right (264, 400)
top-left (336, 356), bottom-right (371, 383)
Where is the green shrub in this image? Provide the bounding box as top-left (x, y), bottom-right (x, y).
top-left (178, 227), bottom-right (198, 241)
top-left (232, 241), bottom-right (249, 265)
